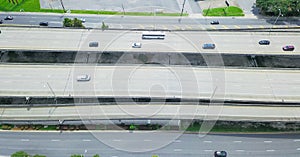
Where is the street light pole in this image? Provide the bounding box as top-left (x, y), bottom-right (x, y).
top-left (178, 0), bottom-right (187, 23)
top-left (269, 9), bottom-right (281, 35)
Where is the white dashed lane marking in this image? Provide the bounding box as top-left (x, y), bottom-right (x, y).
top-left (21, 139), bottom-right (29, 141)
top-left (264, 141), bottom-right (272, 143)
top-left (203, 141), bottom-right (212, 143)
top-left (113, 139), bottom-right (121, 142)
top-left (82, 139), bottom-right (91, 142)
top-left (294, 139), bottom-right (300, 142)
top-left (233, 141), bottom-right (242, 143)
top-left (174, 149), bottom-right (182, 152)
top-left (266, 149), bottom-right (275, 152)
top-left (51, 139), bottom-right (60, 142)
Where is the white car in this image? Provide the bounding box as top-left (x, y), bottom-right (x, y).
top-left (79, 18), bottom-right (86, 23)
top-left (76, 74), bottom-right (91, 81)
top-left (132, 42), bottom-right (142, 48)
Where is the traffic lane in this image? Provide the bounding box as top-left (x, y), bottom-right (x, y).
top-left (0, 132), bottom-right (300, 157)
top-left (1, 65), bottom-right (300, 101)
top-left (1, 13), bottom-right (299, 26)
top-left (2, 27), bottom-right (299, 54)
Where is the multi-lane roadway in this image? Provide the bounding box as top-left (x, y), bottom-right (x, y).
top-left (0, 131), bottom-right (300, 157)
top-left (1, 64), bottom-right (300, 102)
top-left (0, 27), bottom-right (298, 53)
top-left (0, 13), bottom-right (299, 30)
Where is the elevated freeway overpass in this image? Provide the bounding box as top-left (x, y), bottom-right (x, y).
top-left (0, 64), bottom-right (300, 102)
top-left (0, 27), bottom-right (299, 54)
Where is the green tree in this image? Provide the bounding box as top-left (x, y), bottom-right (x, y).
top-left (101, 21), bottom-right (109, 30)
top-left (33, 155), bottom-right (46, 157)
top-left (11, 151), bottom-right (31, 157)
top-left (93, 154), bottom-right (100, 157)
top-left (63, 18), bottom-right (73, 27)
top-left (129, 124), bottom-right (136, 130)
top-left (256, 0), bottom-right (300, 16)
top-left (70, 155), bottom-right (82, 157)
top-left (73, 18), bottom-right (84, 28)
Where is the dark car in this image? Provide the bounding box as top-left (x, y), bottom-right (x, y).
top-left (259, 40), bottom-right (270, 45)
top-left (210, 20), bottom-right (219, 25)
top-left (202, 43), bottom-right (216, 49)
top-left (39, 21), bottom-right (48, 26)
top-left (0, 20), bottom-right (3, 24)
top-left (4, 16), bottom-right (13, 20)
top-left (282, 45), bottom-right (295, 51)
top-left (214, 151), bottom-right (227, 157)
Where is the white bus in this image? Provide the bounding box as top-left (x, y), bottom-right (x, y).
top-left (142, 31), bottom-right (165, 39)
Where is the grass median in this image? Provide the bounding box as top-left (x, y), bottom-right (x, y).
top-left (0, 0), bottom-right (188, 16)
top-left (203, 6), bottom-right (244, 16)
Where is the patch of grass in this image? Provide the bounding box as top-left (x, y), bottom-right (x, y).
top-left (0, 0), bottom-right (40, 12)
top-left (203, 6), bottom-right (244, 16)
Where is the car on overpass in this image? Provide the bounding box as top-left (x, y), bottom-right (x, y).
top-left (282, 45), bottom-right (295, 51)
top-left (76, 74), bottom-right (91, 81)
top-left (202, 43), bottom-right (216, 49)
top-left (132, 42), bottom-right (142, 48)
top-left (259, 40), bottom-right (270, 45)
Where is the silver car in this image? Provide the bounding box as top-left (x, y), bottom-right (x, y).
top-left (132, 42), bottom-right (142, 48)
top-left (76, 74), bottom-right (91, 81)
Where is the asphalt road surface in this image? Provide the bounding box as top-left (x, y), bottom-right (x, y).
top-left (1, 64), bottom-right (300, 102)
top-left (0, 131), bottom-right (300, 157)
top-left (0, 13), bottom-right (299, 30)
top-left (1, 103), bottom-right (300, 121)
top-left (0, 27), bottom-right (299, 54)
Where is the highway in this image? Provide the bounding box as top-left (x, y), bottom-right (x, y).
top-left (0, 131), bottom-right (299, 157)
top-left (0, 13), bottom-right (299, 30)
top-left (1, 103), bottom-right (300, 121)
top-left (0, 27), bottom-right (299, 54)
top-left (1, 64), bottom-right (300, 102)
